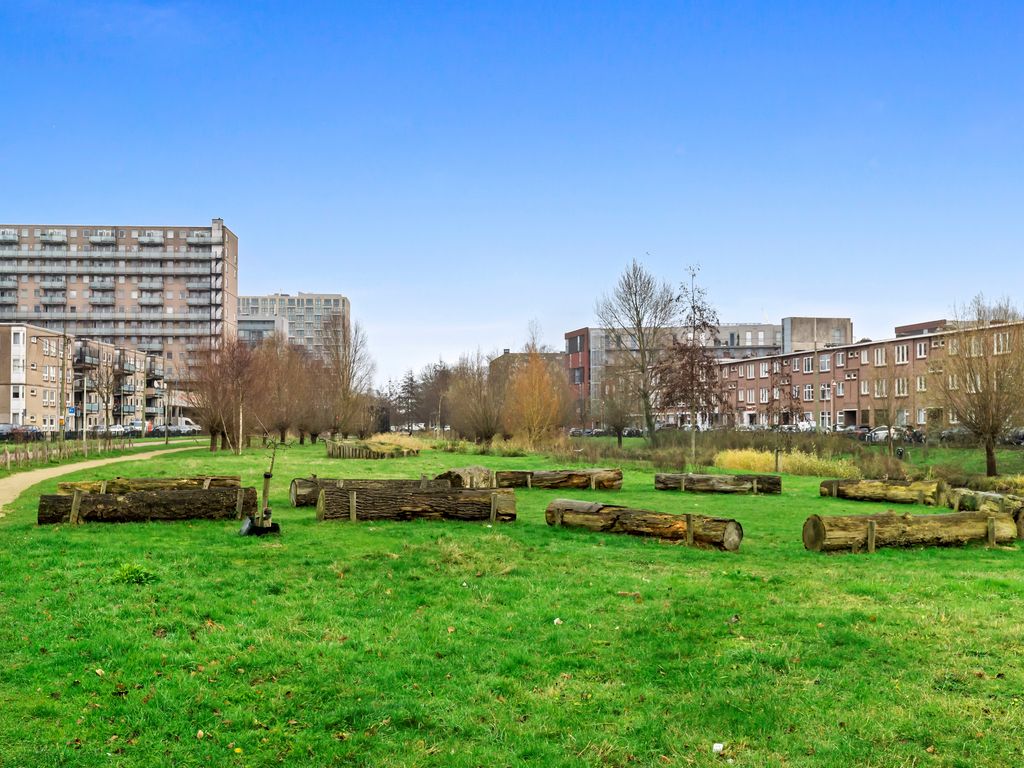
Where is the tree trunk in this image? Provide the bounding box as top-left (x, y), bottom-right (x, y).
top-left (209, 431), bottom-right (218, 452)
top-left (220, 432), bottom-right (229, 451)
top-left (985, 438), bottom-right (997, 477)
top-left (316, 486), bottom-right (516, 522)
top-left (290, 476), bottom-right (452, 507)
top-left (655, 473), bottom-right (782, 494)
top-left (279, 427), bottom-right (287, 442)
top-left (616, 430), bottom-right (623, 448)
top-left (57, 476), bottom-right (241, 494)
top-left (819, 478), bottom-right (945, 505)
top-left (545, 498), bottom-right (743, 551)
top-left (299, 432), bottom-right (306, 445)
top-left (38, 487), bottom-right (258, 525)
top-left (530, 468), bottom-right (623, 490)
top-left (802, 510), bottom-right (1017, 552)
top-left (435, 466), bottom-right (495, 489)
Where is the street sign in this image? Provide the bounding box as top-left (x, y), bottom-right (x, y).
top-left (67, 406), bottom-right (76, 415)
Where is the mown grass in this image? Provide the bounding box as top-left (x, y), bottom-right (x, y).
top-left (1, 444), bottom-right (1023, 767)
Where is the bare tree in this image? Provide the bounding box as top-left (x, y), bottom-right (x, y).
top-left (447, 351), bottom-right (504, 443)
top-left (932, 296), bottom-right (1024, 476)
top-left (253, 333), bottom-right (301, 442)
top-left (323, 313), bottom-right (376, 437)
top-left (503, 340), bottom-right (574, 446)
top-left (659, 265), bottom-right (724, 466)
top-left (92, 360), bottom-right (118, 449)
top-left (596, 258), bottom-right (679, 444)
top-left (598, 364), bottom-right (640, 448)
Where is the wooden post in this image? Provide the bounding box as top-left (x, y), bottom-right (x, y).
top-left (954, 494), bottom-right (961, 512)
top-left (349, 490), bottom-right (357, 521)
top-left (420, 474), bottom-right (427, 489)
top-left (69, 490), bottom-right (83, 525)
top-left (589, 474), bottom-right (596, 490)
top-left (526, 474), bottom-right (532, 489)
top-left (679, 475), bottom-right (685, 492)
top-left (774, 448), bottom-right (780, 473)
top-left (4, 447), bottom-right (8, 471)
top-left (987, 516), bottom-right (996, 546)
top-left (235, 489), bottom-right (246, 519)
top-left (203, 477), bottom-right (212, 490)
top-left (685, 513), bottom-right (694, 546)
top-left (100, 481), bottom-right (107, 494)
top-left (867, 520), bottom-right (876, 554)
top-left (752, 478), bottom-right (759, 495)
top-left (489, 492), bottom-right (497, 524)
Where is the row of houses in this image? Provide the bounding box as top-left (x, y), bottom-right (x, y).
top-left (563, 316), bottom-right (1016, 432)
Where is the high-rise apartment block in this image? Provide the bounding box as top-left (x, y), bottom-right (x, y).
top-left (0, 218), bottom-right (238, 384)
top-left (237, 292), bottom-right (349, 357)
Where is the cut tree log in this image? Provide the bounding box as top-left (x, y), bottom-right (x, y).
top-left (316, 486), bottom-right (516, 522)
top-left (544, 498), bottom-right (743, 551)
top-left (818, 478), bottom-right (946, 506)
top-left (945, 488), bottom-right (1024, 539)
top-left (434, 466), bottom-right (495, 489)
top-left (530, 469), bottom-right (623, 490)
top-left (491, 468), bottom-right (624, 490)
top-left (38, 487), bottom-right (258, 525)
top-left (655, 473), bottom-right (781, 494)
top-left (289, 476), bottom-right (452, 506)
top-left (802, 509), bottom-right (1017, 553)
top-left (326, 440), bottom-right (418, 459)
top-left (56, 476), bottom-right (241, 495)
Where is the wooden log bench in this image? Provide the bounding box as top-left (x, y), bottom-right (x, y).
top-left (57, 475), bottom-right (242, 495)
top-left (802, 509), bottom-right (1016, 553)
top-left (289, 475), bottom-right (452, 507)
top-left (544, 498), bottom-right (743, 551)
top-left (316, 486), bottom-right (516, 523)
top-left (818, 478), bottom-right (946, 506)
top-left (655, 473), bottom-right (781, 494)
top-left (945, 488), bottom-right (1024, 539)
top-left (38, 487), bottom-right (258, 525)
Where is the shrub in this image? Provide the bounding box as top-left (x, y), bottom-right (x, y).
top-left (714, 448), bottom-right (861, 478)
top-left (111, 562), bottom-right (156, 585)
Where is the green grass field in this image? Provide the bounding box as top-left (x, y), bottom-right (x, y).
top-left (1, 444), bottom-right (1023, 767)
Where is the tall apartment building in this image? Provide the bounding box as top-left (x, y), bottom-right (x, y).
top-left (0, 219), bottom-right (238, 384)
top-left (237, 292), bottom-right (349, 357)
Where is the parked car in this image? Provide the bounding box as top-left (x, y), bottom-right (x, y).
top-left (866, 426), bottom-right (905, 444)
top-left (107, 424), bottom-right (125, 436)
top-left (568, 428), bottom-right (583, 437)
top-left (940, 426), bottom-right (972, 444)
top-left (1001, 427), bottom-right (1024, 446)
top-left (623, 427), bottom-right (643, 438)
top-left (0, 423), bottom-right (13, 441)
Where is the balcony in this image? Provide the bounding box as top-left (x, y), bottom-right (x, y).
top-left (138, 279), bottom-right (164, 290)
top-left (74, 351), bottom-right (100, 367)
top-left (121, 384), bottom-right (137, 394)
top-left (119, 405), bottom-right (137, 415)
top-left (40, 295), bottom-right (66, 305)
top-left (138, 342), bottom-right (164, 352)
top-left (88, 296), bottom-right (115, 306)
top-left (84, 403), bottom-right (100, 413)
top-left (186, 234), bottom-right (223, 246)
top-left (89, 281), bottom-right (115, 291)
top-left (138, 234), bottom-right (164, 246)
top-left (89, 234), bottom-right (116, 245)
top-left (186, 280), bottom-right (212, 290)
top-left (39, 231), bottom-right (67, 245)
top-left (0, 294), bottom-right (17, 305)
top-left (138, 295), bottom-right (163, 306)
top-left (119, 361), bottom-right (137, 374)
top-left (145, 405), bottom-right (160, 415)
top-left (0, 277), bottom-right (17, 289)
top-left (186, 295), bottom-right (212, 306)
top-left (40, 279), bottom-right (66, 289)
top-left (0, 231), bottom-right (18, 245)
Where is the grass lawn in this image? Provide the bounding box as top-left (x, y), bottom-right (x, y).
top-left (1, 443), bottom-right (1023, 767)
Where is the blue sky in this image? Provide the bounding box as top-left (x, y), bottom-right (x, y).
top-left (2, 1), bottom-right (1022, 382)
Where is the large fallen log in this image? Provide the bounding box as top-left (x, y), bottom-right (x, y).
top-left (530, 469), bottom-right (623, 490)
top-left (38, 487), bottom-right (258, 525)
top-left (946, 489), bottom-right (1024, 539)
top-left (802, 510), bottom-right (1017, 553)
top-left (326, 440), bottom-right (418, 459)
top-left (492, 468), bottom-right (624, 490)
top-left (56, 475), bottom-right (241, 495)
top-left (316, 486), bottom-right (516, 522)
top-left (544, 499), bottom-right (743, 551)
top-left (289, 476), bottom-right (452, 507)
top-left (434, 466), bottom-right (495, 489)
top-left (818, 478), bottom-right (946, 506)
top-left (655, 473), bottom-right (781, 494)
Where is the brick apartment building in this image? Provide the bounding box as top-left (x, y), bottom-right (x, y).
top-left (0, 219), bottom-right (238, 385)
top-left (566, 317), bottom-right (853, 426)
top-left (718, 319), bottom-right (998, 431)
top-left (0, 323), bottom-right (166, 433)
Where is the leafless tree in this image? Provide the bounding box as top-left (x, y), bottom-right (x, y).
top-left (253, 333), bottom-right (301, 441)
top-left (598, 364), bottom-right (640, 448)
top-left (447, 351), bottom-right (504, 443)
top-left (323, 313), bottom-right (376, 438)
top-left (932, 296), bottom-right (1024, 476)
top-left (596, 258), bottom-right (679, 445)
top-left (92, 360), bottom-right (118, 450)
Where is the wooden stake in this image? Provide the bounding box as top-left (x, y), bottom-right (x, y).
top-left (203, 477), bottom-right (212, 490)
top-left (489, 492), bottom-right (497, 523)
top-left (987, 516), bottom-right (996, 546)
top-left (69, 489), bottom-right (83, 525)
top-left (349, 490), bottom-right (357, 521)
top-left (685, 513), bottom-right (694, 546)
top-left (867, 520), bottom-right (876, 554)
top-left (526, 473), bottom-right (532, 489)
top-left (589, 474), bottom-right (596, 490)
top-left (100, 480), bottom-right (107, 495)
top-left (752, 478), bottom-right (759, 495)
top-left (235, 488), bottom-right (246, 519)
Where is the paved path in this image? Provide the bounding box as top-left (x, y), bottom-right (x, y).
top-left (0, 444), bottom-right (203, 517)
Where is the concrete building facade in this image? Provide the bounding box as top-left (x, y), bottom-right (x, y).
top-left (0, 219), bottom-right (238, 385)
top-left (238, 315), bottom-right (290, 347)
top-left (237, 292), bottom-right (348, 358)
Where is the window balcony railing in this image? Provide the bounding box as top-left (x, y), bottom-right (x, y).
top-left (137, 235), bottom-right (164, 246)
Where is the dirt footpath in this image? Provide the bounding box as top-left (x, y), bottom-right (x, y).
top-left (0, 446), bottom-right (202, 517)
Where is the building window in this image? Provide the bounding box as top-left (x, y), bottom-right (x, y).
top-left (803, 357), bottom-right (813, 373)
top-left (746, 364), bottom-right (754, 379)
top-left (860, 349), bottom-right (869, 365)
top-left (836, 352), bottom-right (845, 367)
top-left (803, 384), bottom-right (813, 401)
top-left (916, 341), bottom-right (928, 359)
top-left (759, 362), bottom-right (769, 378)
top-left (916, 376), bottom-right (927, 392)
top-left (895, 378), bottom-right (908, 397)
top-left (874, 348), bottom-right (886, 366)
top-left (860, 380), bottom-right (870, 396)
top-left (894, 344), bottom-right (908, 364)
top-left (772, 360), bottom-right (780, 374)
top-left (874, 379), bottom-right (888, 398)
top-left (819, 354), bottom-right (831, 373)
top-left (995, 332), bottom-right (1011, 355)
top-left (836, 381), bottom-right (845, 397)
top-left (759, 388), bottom-right (769, 403)
top-left (917, 408), bottom-right (927, 425)
top-left (820, 383), bottom-right (831, 401)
